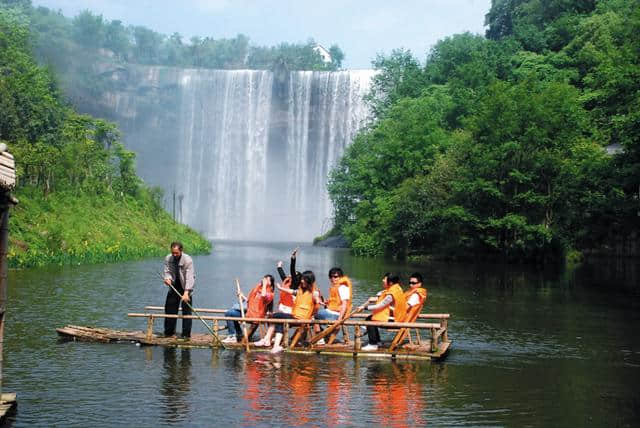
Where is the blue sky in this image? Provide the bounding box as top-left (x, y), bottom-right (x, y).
top-left (33, 0), bottom-right (492, 69)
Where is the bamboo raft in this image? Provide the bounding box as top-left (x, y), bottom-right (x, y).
top-left (57, 306), bottom-right (451, 360)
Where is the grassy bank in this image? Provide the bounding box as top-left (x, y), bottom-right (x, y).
top-left (8, 187), bottom-right (211, 268)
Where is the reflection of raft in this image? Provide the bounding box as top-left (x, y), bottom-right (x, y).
top-left (57, 306), bottom-right (451, 360)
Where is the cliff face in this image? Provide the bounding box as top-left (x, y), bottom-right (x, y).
top-left (70, 63), bottom-right (374, 241)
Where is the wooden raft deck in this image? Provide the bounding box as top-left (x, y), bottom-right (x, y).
top-left (56, 306), bottom-right (452, 361)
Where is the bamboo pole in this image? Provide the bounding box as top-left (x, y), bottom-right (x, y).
top-left (235, 279), bottom-right (250, 353)
top-left (128, 313), bottom-right (442, 329)
top-left (155, 272), bottom-right (226, 348)
top-left (308, 305), bottom-right (365, 345)
top-left (143, 306), bottom-right (450, 320)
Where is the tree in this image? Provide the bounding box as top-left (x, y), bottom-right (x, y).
top-left (365, 48), bottom-right (427, 119)
top-left (132, 25), bottom-right (163, 64)
top-left (329, 44), bottom-right (344, 69)
top-left (104, 19), bottom-right (130, 60)
top-left (71, 10), bottom-right (105, 49)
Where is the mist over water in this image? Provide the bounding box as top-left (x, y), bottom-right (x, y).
top-left (99, 66), bottom-right (374, 241)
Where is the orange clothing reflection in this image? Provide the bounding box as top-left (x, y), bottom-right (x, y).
top-left (326, 358), bottom-right (352, 426)
top-left (241, 356), bottom-right (275, 425)
top-left (282, 359), bottom-right (316, 426)
top-left (370, 362), bottom-right (426, 427)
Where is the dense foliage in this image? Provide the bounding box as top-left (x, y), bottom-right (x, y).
top-left (329, 0), bottom-right (639, 261)
top-left (0, 6), bottom-right (210, 267)
top-left (4, 1), bottom-right (344, 72)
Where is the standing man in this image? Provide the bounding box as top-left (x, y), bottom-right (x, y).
top-left (163, 241), bottom-right (195, 338)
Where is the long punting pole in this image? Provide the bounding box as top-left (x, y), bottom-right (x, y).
top-left (235, 279), bottom-right (250, 352)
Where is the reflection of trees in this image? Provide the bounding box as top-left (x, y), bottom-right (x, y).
top-left (160, 347), bottom-right (192, 423)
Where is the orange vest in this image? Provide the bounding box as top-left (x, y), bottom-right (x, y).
top-left (292, 290), bottom-right (314, 320)
top-left (327, 276), bottom-right (352, 312)
top-left (404, 287), bottom-right (427, 306)
top-left (372, 284), bottom-right (407, 322)
top-left (279, 277), bottom-right (295, 309)
top-left (245, 283), bottom-right (272, 318)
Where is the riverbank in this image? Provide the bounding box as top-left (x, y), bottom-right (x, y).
top-left (8, 187), bottom-right (210, 268)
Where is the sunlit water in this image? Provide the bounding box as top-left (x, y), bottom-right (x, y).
top-left (4, 242), bottom-right (640, 426)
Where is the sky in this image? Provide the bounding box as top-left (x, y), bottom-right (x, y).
top-left (32, 0), bottom-right (492, 69)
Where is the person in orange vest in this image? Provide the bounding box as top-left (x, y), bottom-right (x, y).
top-left (314, 267), bottom-right (352, 344)
top-left (358, 273), bottom-right (407, 351)
top-left (254, 271), bottom-right (319, 353)
top-left (404, 272), bottom-right (427, 309)
top-left (222, 275), bottom-right (275, 344)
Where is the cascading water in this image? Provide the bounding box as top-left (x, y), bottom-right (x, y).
top-left (97, 66), bottom-right (374, 241)
top-left (177, 70), bottom-right (273, 240)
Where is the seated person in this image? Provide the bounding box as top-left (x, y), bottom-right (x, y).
top-left (254, 271), bottom-right (319, 353)
top-left (313, 267), bottom-right (352, 343)
top-left (276, 255), bottom-right (301, 314)
top-left (222, 275), bottom-right (274, 344)
top-left (357, 273), bottom-right (407, 351)
top-left (404, 272), bottom-right (427, 309)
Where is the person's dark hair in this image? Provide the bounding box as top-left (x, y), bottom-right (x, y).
top-left (328, 267), bottom-right (344, 278)
top-left (410, 272), bottom-right (423, 283)
top-left (385, 273), bottom-right (400, 285)
top-left (263, 274), bottom-right (275, 290)
top-left (300, 270), bottom-right (315, 291)
top-left (170, 241), bottom-right (183, 251)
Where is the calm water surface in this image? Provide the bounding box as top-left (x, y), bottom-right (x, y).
top-left (4, 241), bottom-right (640, 427)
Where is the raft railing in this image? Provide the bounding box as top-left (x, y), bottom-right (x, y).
top-left (129, 307), bottom-right (450, 355)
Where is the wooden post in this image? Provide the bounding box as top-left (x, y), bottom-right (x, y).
top-left (442, 318), bottom-right (448, 343)
top-left (146, 315), bottom-right (154, 340)
top-left (430, 328), bottom-right (437, 352)
top-left (342, 325), bottom-right (350, 344)
top-left (0, 148), bottom-right (17, 413)
top-left (213, 321), bottom-right (219, 346)
top-left (354, 324), bottom-right (361, 352)
top-left (0, 206), bottom-right (8, 401)
top-left (283, 323), bottom-right (289, 347)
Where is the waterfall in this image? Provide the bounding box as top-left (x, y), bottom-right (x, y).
top-left (99, 66), bottom-right (374, 241)
top-left (177, 70), bottom-right (273, 239)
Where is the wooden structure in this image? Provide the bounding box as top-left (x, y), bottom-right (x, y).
top-left (0, 144), bottom-right (17, 422)
top-left (57, 305), bottom-right (451, 361)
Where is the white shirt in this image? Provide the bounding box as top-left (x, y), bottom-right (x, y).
top-left (407, 292), bottom-right (421, 307)
top-left (326, 284), bottom-right (350, 315)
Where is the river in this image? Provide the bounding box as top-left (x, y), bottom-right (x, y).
top-left (4, 241), bottom-right (639, 426)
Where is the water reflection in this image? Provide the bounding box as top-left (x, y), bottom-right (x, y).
top-left (367, 362), bottom-right (426, 427)
top-left (326, 358), bottom-right (352, 427)
top-left (5, 242), bottom-right (640, 426)
top-left (160, 348), bottom-right (192, 423)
